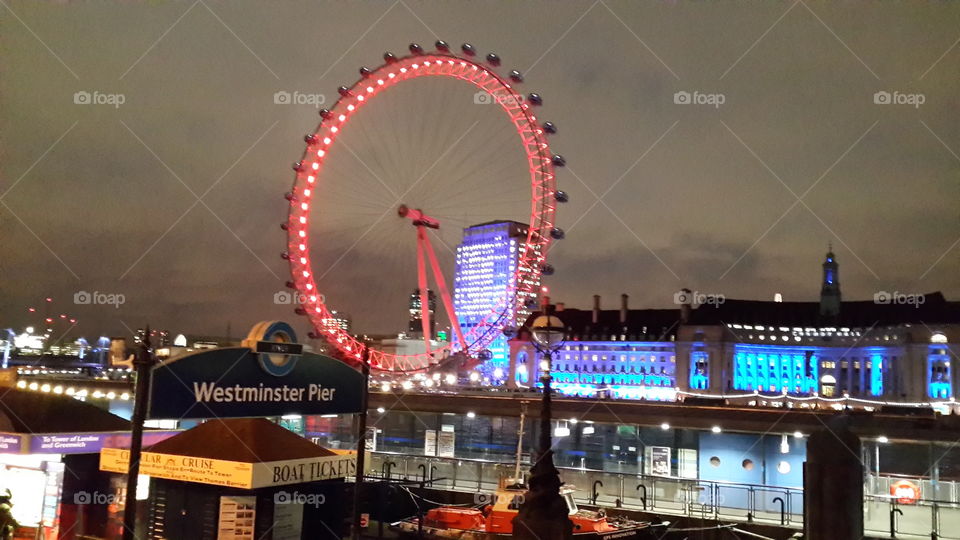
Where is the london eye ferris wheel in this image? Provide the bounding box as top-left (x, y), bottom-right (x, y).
top-left (282, 41), bottom-right (567, 378)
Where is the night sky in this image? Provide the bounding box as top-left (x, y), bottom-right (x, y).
top-left (2, 1), bottom-right (958, 341)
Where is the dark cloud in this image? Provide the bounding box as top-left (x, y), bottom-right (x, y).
top-left (1, 1), bottom-right (958, 341)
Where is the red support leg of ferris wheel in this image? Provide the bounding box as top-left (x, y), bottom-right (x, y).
top-left (419, 229), bottom-right (467, 350)
top-left (415, 226), bottom-right (433, 354)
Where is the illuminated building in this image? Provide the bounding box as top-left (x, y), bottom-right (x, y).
top-left (453, 221), bottom-right (537, 382)
top-left (135, 328), bottom-right (170, 347)
top-left (509, 294), bottom-right (680, 399)
top-left (408, 288), bottom-right (437, 339)
top-left (322, 311), bottom-right (351, 333)
top-left (509, 250), bottom-right (960, 406)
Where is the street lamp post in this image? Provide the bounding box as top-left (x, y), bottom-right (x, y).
top-left (512, 311), bottom-right (573, 540)
top-left (122, 328), bottom-right (156, 540)
top-left (351, 345), bottom-right (371, 540)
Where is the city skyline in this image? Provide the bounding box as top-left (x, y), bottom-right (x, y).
top-left (2, 2), bottom-right (959, 340)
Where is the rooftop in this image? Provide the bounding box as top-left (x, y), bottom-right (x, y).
top-left (689, 292), bottom-right (960, 328)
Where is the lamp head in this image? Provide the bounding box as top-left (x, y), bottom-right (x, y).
top-left (531, 315), bottom-right (565, 351)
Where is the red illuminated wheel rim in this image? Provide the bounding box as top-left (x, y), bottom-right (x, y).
top-left (285, 44), bottom-right (559, 373)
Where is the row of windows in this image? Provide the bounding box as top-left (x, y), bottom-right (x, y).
top-left (566, 345), bottom-right (674, 352)
top-left (552, 374), bottom-right (675, 387)
top-left (561, 354), bottom-right (675, 363)
top-left (550, 364), bottom-right (673, 375)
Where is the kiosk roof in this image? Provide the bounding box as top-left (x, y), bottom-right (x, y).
top-left (147, 417), bottom-right (336, 463)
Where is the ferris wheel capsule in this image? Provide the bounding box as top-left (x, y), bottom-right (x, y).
top-left (338, 86), bottom-right (352, 97)
top-left (284, 190), bottom-right (297, 201)
top-left (359, 66), bottom-right (372, 77)
top-left (550, 227), bottom-right (565, 240)
top-left (435, 40), bottom-right (450, 52)
top-left (508, 70), bottom-right (523, 83)
top-left (551, 154), bottom-right (566, 167)
top-left (280, 223), bottom-right (289, 231)
top-left (486, 53), bottom-right (501, 66)
top-left (291, 162), bottom-right (303, 172)
top-left (304, 134), bottom-right (318, 144)
top-left (280, 251), bottom-right (290, 260)
top-left (541, 263), bottom-right (555, 276)
top-left (319, 108), bottom-right (332, 119)
top-left (461, 43), bottom-right (476, 56)
top-left (409, 43), bottom-right (424, 55)
top-left (527, 93), bottom-right (542, 106)
top-left (554, 190), bottom-right (569, 203)
top-left (542, 121), bottom-right (557, 134)
top-left (383, 52), bottom-right (398, 63)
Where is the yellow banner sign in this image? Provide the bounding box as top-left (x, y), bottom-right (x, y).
top-left (100, 448), bottom-right (254, 489)
top-left (100, 448), bottom-right (358, 489)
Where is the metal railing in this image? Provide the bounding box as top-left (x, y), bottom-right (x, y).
top-left (367, 452), bottom-right (803, 528)
top-left (864, 493), bottom-right (960, 539)
top-left (368, 453), bottom-right (960, 538)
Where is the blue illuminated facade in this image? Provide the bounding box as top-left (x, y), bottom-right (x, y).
top-left (547, 342), bottom-right (677, 400)
top-left (504, 251), bottom-right (958, 405)
top-left (928, 343), bottom-right (952, 399)
top-left (689, 349), bottom-right (709, 390)
top-left (510, 315), bottom-right (957, 405)
top-left (453, 221), bottom-right (534, 382)
top-left (731, 345), bottom-right (818, 394)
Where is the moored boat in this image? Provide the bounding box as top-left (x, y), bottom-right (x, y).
top-left (395, 483), bottom-right (667, 539)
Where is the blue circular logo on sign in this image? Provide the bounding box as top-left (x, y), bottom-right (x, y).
top-left (245, 321), bottom-right (299, 377)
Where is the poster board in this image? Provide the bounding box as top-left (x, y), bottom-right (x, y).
top-left (437, 430), bottom-right (455, 458)
top-left (424, 430), bottom-right (437, 456)
top-left (271, 502), bottom-right (303, 540)
top-left (218, 496), bottom-right (256, 539)
top-left (649, 446), bottom-right (671, 477)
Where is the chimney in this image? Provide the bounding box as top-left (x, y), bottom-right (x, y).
top-left (679, 288), bottom-right (692, 324)
top-left (592, 295), bottom-right (601, 324)
top-left (620, 294), bottom-right (629, 325)
top-left (555, 302), bottom-right (565, 312)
